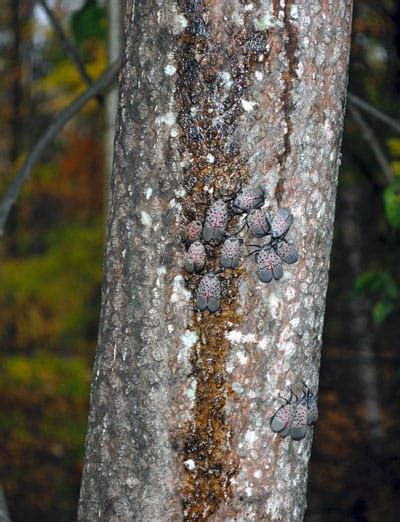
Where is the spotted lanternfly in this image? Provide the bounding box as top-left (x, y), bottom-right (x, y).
top-left (182, 220), bottom-right (202, 243)
top-left (274, 240), bottom-right (298, 264)
top-left (290, 398), bottom-right (308, 441)
top-left (202, 199), bottom-right (229, 244)
top-left (233, 185), bottom-right (265, 213)
top-left (196, 271), bottom-right (221, 312)
top-left (184, 241), bottom-right (206, 273)
top-left (247, 209), bottom-right (271, 237)
top-left (270, 208), bottom-right (294, 239)
top-left (221, 236), bottom-right (241, 269)
top-left (255, 246), bottom-right (283, 283)
top-left (270, 394), bottom-right (296, 437)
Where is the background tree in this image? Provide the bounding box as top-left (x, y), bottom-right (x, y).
top-left (78, 1), bottom-right (352, 519)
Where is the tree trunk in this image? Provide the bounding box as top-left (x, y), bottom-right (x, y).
top-left (341, 184), bottom-right (383, 447)
top-left (105, 0), bottom-right (124, 197)
top-left (79, 1), bottom-right (353, 520)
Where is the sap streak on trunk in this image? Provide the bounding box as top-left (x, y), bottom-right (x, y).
top-left (78, 1), bottom-right (353, 520)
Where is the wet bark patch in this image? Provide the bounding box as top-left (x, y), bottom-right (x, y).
top-left (274, 0), bottom-right (299, 205)
top-left (174, 1), bottom-right (270, 519)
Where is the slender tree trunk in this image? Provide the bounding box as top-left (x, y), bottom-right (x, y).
top-left (79, 1), bottom-right (353, 520)
top-left (341, 184), bottom-right (383, 447)
top-left (105, 0), bottom-right (123, 197)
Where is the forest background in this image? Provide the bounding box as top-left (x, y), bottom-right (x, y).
top-left (0, 1), bottom-right (399, 521)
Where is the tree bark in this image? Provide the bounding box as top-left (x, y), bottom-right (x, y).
top-left (79, 1), bottom-right (353, 520)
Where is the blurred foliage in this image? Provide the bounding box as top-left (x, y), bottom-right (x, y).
top-left (0, 1), bottom-right (107, 520)
top-left (350, 270), bottom-right (398, 324)
top-left (71, 0), bottom-right (107, 51)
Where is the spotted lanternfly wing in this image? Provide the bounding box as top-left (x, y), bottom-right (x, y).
top-left (233, 186), bottom-right (265, 213)
top-left (290, 399), bottom-right (308, 441)
top-left (247, 209), bottom-right (271, 237)
top-left (270, 208), bottom-right (294, 239)
top-left (183, 220), bottom-right (202, 243)
top-left (306, 393), bottom-right (319, 426)
top-left (202, 199), bottom-right (229, 244)
top-left (184, 241), bottom-right (206, 273)
top-left (221, 236), bottom-right (241, 269)
top-left (275, 241), bottom-right (298, 264)
top-left (256, 247), bottom-right (283, 283)
top-left (196, 272), bottom-right (221, 312)
top-left (270, 402), bottom-right (295, 436)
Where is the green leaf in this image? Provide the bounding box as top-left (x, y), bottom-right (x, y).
top-left (383, 182), bottom-right (400, 229)
top-left (373, 300), bottom-right (394, 325)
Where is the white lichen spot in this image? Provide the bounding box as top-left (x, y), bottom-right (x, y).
top-left (254, 13), bottom-right (283, 31)
top-left (290, 316), bottom-right (300, 329)
top-left (155, 111), bottom-right (176, 127)
top-left (184, 459), bottom-right (196, 471)
top-left (255, 70), bottom-right (263, 81)
top-left (172, 14), bottom-right (188, 35)
top-left (268, 294), bottom-right (281, 320)
top-left (170, 275), bottom-right (191, 305)
top-left (290, 4), bottom-right (299, 19)
top-left (254, 469), bottom-right (262, 479)
top-left (174, 187), bottom-right (186, 198)
top-left (280, 341), bottom-right (297, 357)
top-left (167, 324), bottom-right (174, 333)
top-left (245, 430), bottom-right (257, 447)
top-left (244, 2), bottom-right (254, 10)
top-left (126, 477), bottom-right (135, 488)
top-left (190, 106), bottom-right (198, 116)
top-left (164, 64), bottom-right (176, 76)
top-left (259, 336), bottom-right (268, 351)
top-left (220, 71), bottom-right (233, 90)
top-left (237, 350), bottom-right (248, 365)
top-left (207, 153), bottom-right (215, 164)
top-left (170, 127), bottom-right (179, 138)
top-left (182, 330), bottom-right (198, 350)
top-left (226, 330), bottom-right (257, 345)
top-left (144, 187), bottom-right (153, 200)
top-left (232, 11), bottom-right (244, 26)
top-left (140, 211), bottom-right (152, 227)
top-left (232, 382), bottom-right (244, 395)
top-left (285, 286), bottom-right (296, 301)
top-left (186, 378), bottom-right (197, 405)
top-left (245, 486), bottom-right (253, 497)
top-left (241, 99), bottom-right (257, 111)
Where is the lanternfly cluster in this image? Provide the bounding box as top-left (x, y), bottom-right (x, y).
top-left (182, 185), bottom-right (299, 313)
top-left (270, 383), bottom-right (318, 441)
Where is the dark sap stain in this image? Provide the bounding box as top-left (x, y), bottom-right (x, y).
top-left (274, 0), bottom-right (299, 205)
top-left (174, 1), bottom-right (270, 519)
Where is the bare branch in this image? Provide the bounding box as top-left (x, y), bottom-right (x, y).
top-left (38, 0), bottom-right (91, 86)
top-left (349, 105), bottom-right (394, 185)
top-left (37, 0), bottom-right (103, 104)
top-left (348, 92), bottom-right (400, 134)
top-left (0, 61), bottom-right (120, 236)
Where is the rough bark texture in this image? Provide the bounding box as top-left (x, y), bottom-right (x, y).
top-left (79, 1), bottom-right (353, 520)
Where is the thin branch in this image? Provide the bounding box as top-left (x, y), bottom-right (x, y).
top-left (349, 105), bottom-right (394, 185)
top-left (348, 92), bottom-right (400, 134)
top-left (0, 60), bottom-right (120, 236)
top-left (38, 0), bottom-right (91, 86)
top-left (38, 0), bottom-right (103, 105)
